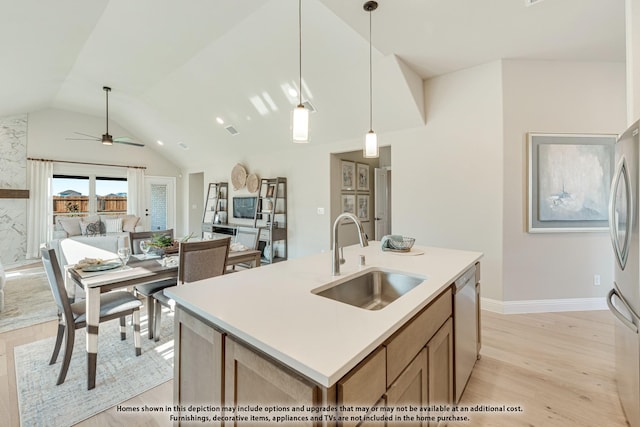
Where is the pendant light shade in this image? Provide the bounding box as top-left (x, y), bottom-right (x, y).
top-left (364, 130), bottom-right (378, 157)
top-left (292, 104), bottom-right (309, 142)
top-left (292, 0), bottom-right (309, 143)
top-left (363, 1), bottom-right (378, 158)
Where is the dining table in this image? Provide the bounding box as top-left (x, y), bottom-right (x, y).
top-left (68, 248), bottom-right (262, 389)
top-left (69, 256), bottom-right (178, 390)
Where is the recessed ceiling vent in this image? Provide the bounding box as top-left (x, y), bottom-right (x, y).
top-left (302, 100), bottom-right (316, 113)
top-left (525, 0), bottom-right (544, 6)
top-left (178, 142), bottom-right (189, 150)
top-left (225, 125), bottom-right (239, 135)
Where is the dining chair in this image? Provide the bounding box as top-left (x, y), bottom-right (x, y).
top-left (129, 229), bottom-right (176, 339)
top-left (40, 247), bottom-right (142, 385)
top-left (230, 226), bottom-right (260, 271)
top-left (152, 237), bottom-right (231, 341)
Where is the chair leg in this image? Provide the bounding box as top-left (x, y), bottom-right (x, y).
top-left (153, 300), bottom-right (162, 342)
top-left (133, 310), bottom-right (141, 356)
top-left (146, 295), bottom-right (155, 339)
top-left (49, 323), bottom-right (65, 365)
top-left (119, 316), bottom-right (127, 340)
top-left (56, 325), bottom-right (75, 385)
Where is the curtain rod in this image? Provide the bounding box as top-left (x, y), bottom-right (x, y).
top-left (27, 157), bottom-right (146, 170)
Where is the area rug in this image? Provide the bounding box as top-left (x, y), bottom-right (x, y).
top-left (0, 266), bottom-right (58, 334)
top-left (15, 311), bottom-right (174, 427)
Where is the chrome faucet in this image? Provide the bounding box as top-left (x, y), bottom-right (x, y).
top-left (332, 212), bottom-right (369, 275)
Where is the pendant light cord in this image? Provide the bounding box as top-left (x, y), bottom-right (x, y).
top-left (368, 9), bottom-right (373, 131)
top-left (298, 0), bottom-right (303, 107)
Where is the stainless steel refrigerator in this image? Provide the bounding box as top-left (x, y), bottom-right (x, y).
top-left (608, 120), bottom-right (640, 427)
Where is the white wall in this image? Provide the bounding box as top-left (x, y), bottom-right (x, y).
top-left (394, 61), bottom-right (505, 300)
top-left (501, 60), bottom-right (626, 302)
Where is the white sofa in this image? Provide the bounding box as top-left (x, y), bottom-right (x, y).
top-left (48, 214), bottom-right (141, 299)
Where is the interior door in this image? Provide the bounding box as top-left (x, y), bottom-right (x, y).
top-left (374, 168), bottom-right (391, 240)
top-left (144, 176), bottom-right (175, 231)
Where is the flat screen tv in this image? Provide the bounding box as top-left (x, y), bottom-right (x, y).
top-left (233, 196), bottom-right (257, 219)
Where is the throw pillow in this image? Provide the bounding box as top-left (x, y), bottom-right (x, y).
top-left (121, 215), bottom-right (140, 232)
top-left (81, 219), bottom-right (104, 236)
top-left (105, 217), bottom-right (123, 233)
top-left (57, 217), bottom-right (82, 237)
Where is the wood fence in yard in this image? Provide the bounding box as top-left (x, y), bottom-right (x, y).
top-left (53, 195), bottom-right (127, 215)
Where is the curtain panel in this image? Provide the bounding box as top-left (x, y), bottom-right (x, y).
top-left (26, 160), bottom-right (53, 259)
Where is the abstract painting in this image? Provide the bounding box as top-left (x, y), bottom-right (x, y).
top-left (528, 133), bottom-right (615, 232)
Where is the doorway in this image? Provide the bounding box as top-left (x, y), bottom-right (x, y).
top-left (144, 176), bottom-right (176, 231)
top-left (330, 147), bottom-right (391, 244)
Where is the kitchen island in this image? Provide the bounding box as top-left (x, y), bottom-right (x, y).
top-left (165, 243), bottom-right (482, 426)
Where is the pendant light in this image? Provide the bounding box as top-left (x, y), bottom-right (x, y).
top-left (292, 0), bottom-right (309, 143)
top-left (363, 1), bottom-right (379, 158)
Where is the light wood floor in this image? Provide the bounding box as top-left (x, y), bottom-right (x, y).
top-left (0, 309), bottom-right (629, 426)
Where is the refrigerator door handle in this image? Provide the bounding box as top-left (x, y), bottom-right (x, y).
top-left (607, 287), bottom-right (639, 333)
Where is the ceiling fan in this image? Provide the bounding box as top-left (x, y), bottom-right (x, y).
top-left (66, 86), bottom-right (145, 147)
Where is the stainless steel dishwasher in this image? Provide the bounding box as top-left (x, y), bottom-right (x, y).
top-left (453, 264), bottom-right (478, 403)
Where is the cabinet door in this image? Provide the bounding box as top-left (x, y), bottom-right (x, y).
top-left (427, 318), bottom-right (453, 427)
top-left (338, 347), bottom-right (387, 427)
top-left (475, 281), bottom-right (481, 357)
top-left (174, 308), bottom-right (224, 426)
top-left (225, 337), bottom-right (321, 426)
top-left (386, 349), bottom-right (428, 427)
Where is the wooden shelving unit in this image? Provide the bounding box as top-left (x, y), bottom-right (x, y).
top-left (253, 177), bottom-right (287, 263)
top-left (201, 182), bottom-right (228, 238)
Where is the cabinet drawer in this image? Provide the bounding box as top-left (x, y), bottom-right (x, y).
top-left (338, 346), bottom-right (386, 415)
top-left (385, 288), bottom-right (452, 386)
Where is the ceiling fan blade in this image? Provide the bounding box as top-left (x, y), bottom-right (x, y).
top-left (114, 140), bottom-right (145, 147)
top-left (74, 131), bottom-right (100, 139)
top-left (66, 138), bottom-right (100, 141)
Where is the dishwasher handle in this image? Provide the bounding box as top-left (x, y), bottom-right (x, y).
top-left (607, 287), bottom-right (639, 333)
top-left (454, 265), bottom-right (476, 292)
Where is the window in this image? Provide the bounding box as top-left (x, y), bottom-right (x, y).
top-left (52, 174), bottom-right (127, 223)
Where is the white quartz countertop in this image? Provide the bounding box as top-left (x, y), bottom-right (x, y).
top-left (165, 243), bottom-right (482, 388)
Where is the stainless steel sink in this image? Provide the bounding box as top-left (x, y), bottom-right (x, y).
top-left (312, 269), bottom-right (426, 310)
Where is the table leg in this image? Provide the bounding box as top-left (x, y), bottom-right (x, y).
top-left (85, 287), bottom-right (100, 390)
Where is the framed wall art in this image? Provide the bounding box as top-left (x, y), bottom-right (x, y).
top-left (342, 194), bottom-right (356, 215)
top-left (357, 194), bottom-right (369, 221)
top-left (357, 163), bottom-right (369, 191)
top-left (528, 132), bottom-right (616, 233)
top-left (341, 161), bottom-right (355, 190)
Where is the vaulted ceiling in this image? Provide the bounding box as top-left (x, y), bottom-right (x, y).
top-left (0, 0), bottom-right (625, 168)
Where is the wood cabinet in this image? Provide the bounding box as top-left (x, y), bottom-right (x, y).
top-left (173, 309), bottom-right (225, 426)
top-left (337, 288), bottom-right (454, 427)
top-left (224, 337), bottom-right (327, 426)
top-left (427, 318), bottom-right (454, 427)
top-left (386, 349), bottom-right (428, 427)
top-left (174, 283), bottom-right (462, 427)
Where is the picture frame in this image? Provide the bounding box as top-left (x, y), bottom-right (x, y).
top-left (356, 163), bottom-right (369, 192)
top-left (341, 161), bottom-right (355, 190)
top-left (266, 185), bottom-right (274, 198)
top-left (528, 132), bottom-right (616, 233)
top-left (342, 194), bottom-right (356, 215)
top-left (356, 194), bottom-right (369, 222)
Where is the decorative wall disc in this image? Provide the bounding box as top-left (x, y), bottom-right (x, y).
top-left (246, 173), bottom-right (259, 193)
top-left (231, 163), bottom-right (247, 190)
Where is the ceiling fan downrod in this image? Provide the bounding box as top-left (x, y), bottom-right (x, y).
top-left (102, 86), bottom-right (113, 145)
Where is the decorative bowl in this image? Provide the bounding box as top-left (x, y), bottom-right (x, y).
top-left (388, 237), bottom-right (415, 252)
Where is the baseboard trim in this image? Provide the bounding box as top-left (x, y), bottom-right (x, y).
top-left (480, 297), bottom-right (607, 314)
